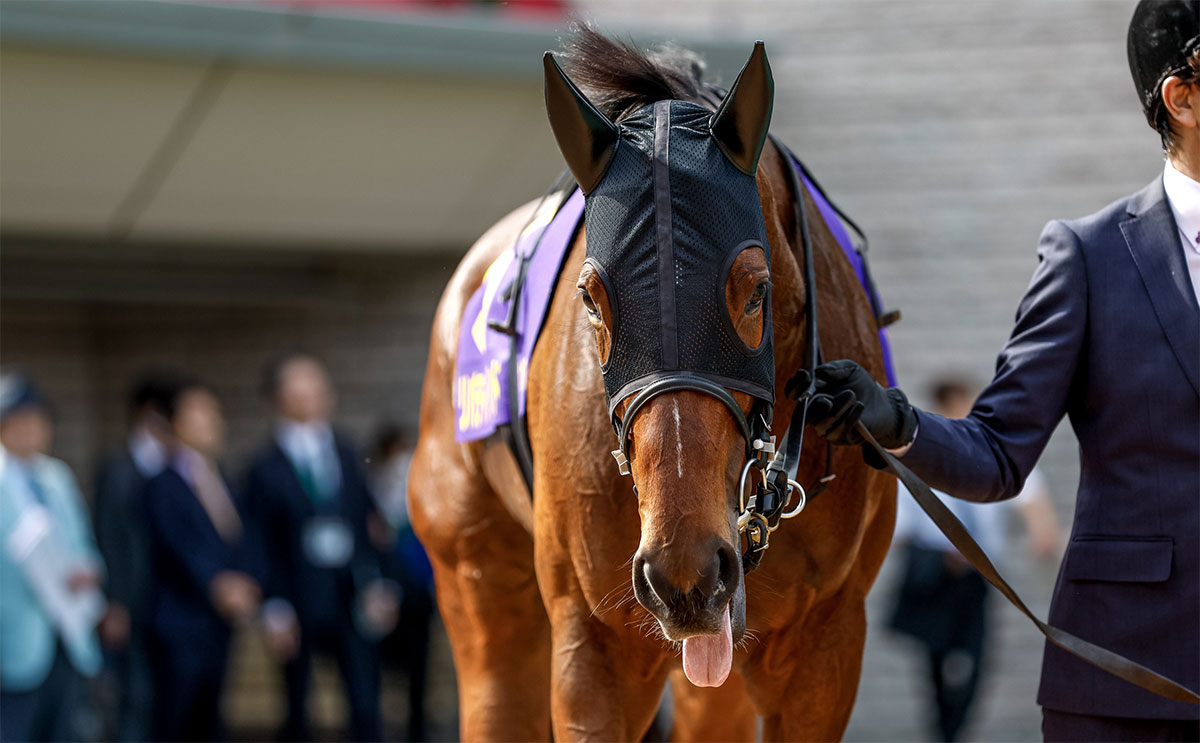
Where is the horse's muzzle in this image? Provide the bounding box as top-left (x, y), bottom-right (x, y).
top-left (632, 536), bottom-right (740, 640)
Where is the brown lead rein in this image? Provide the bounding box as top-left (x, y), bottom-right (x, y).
top-left (856, 421), bottom-right (1200, 705)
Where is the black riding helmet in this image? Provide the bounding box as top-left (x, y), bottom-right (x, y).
top-left (1128, 0), bottom-right (1200, 131)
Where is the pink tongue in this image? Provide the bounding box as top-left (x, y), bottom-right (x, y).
top-left (681, 604), bottom-right (733, 687)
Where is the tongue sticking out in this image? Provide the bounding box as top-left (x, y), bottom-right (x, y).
top-left (681, 604), bottom-right (733, 687)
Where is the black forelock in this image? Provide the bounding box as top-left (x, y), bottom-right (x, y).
top-left (561, 25), bottom-right (711, 122)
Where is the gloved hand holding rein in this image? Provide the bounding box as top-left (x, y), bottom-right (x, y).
top-left (790, 360), bottom-right (918, 460)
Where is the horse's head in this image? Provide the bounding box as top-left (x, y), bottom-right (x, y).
top-left (545, 39), bottom-right (776, 687)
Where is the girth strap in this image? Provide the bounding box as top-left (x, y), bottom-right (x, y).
top-left (859, 422), bottom-right (1200, 706)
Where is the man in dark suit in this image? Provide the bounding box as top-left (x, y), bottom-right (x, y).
top-left (244, 353), bottom-right (397, 743)
top-left (93, 373), bottom-right (177, 742)
top-left (145, 380), bottom-right (261, 743)
top-left (805, 2), bottom-right (1199, 740)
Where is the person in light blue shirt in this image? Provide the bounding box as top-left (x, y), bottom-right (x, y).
top-left (0, 373), bottom-right (105, 743)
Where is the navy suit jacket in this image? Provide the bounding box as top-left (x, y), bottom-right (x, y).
top-left (243, 433), bottom-right (381, 630)
top-left (145, 466), bottom-right (258, 651)
top-left (93, 449), bottom-right (152, 625)
top-left (903, 178), bottom-right (1199, 719)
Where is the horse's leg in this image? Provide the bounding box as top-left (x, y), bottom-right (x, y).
top-left (542, 600), bottom-right (669, 742)
top-left (668, 669), bottom-right (757, 742)
top-left (745, 591), bottom-right (869, 742)
top-left (746, 488), bottom-right (893, 743)
top-left (409, 440), bottom-right (550, 741)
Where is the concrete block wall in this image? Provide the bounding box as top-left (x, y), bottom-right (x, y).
top-left (0, 249), bottom-right (453, 495)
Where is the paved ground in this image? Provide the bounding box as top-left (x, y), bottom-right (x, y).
top-left (845, 527), bottom-right (1063, 742)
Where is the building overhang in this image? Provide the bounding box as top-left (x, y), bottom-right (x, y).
top-left (0, 1), bottom-right (750, 253)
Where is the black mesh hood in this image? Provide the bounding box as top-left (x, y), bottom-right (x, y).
top-left (583, 99), bottom-right (774, 415)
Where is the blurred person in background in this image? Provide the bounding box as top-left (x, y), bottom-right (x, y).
top-left (145, 379), bottom-right (261, 742)
top-left (244, 352), bottom-right (397, 743)
top-left (805, 2), bottom-right (1200, 739)
top-left (370, 424), bottom-right (435, 742)
top-left (92, 373), bottom-right (179, 742)
top-left (0, 373), bottom-right (106, 743)
top-left (889, 377), bottom-right (1062, 742)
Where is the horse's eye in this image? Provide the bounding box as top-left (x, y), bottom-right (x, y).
top-left (577, 289), bottom-right (601, 323)
top-left (745, 282), bottom-right (768, 315)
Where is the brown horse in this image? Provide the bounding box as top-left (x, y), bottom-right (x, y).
top-left (409, 31), bottom-right (894, 741)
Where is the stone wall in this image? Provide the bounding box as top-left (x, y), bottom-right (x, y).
top-left (1, 247), bottom-right (452, 482)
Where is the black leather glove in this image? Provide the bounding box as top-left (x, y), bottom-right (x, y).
top-left (794, 360), bottom-right (917, 452)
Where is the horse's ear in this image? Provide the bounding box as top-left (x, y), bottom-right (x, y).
top-left (543, 52), bottom-right (619, 195)
top-left (710, 41), bottom-right (774, 176)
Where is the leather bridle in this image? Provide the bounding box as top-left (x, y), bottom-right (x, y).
top-left (609, 374), bottom-right (763, 477)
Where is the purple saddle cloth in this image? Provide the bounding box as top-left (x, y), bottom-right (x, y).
top-left (453, 170), bottom-right (896, 443)
top-left (454, 190), bottom-right (585, 443)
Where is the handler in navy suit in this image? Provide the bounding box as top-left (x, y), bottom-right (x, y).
top-left (146, 380), bottom-right (262, 742)
top-left (244, 353), bottom-right (397, 743)
top-left (806, 3), bottom-right (1200, 740)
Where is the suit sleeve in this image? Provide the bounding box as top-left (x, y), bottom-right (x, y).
top-left (901, 219), bottom-right (1087, 502)
top-left (146, 476), bottom-right (225, 596)
top-left (93, 460), bottom-right (134, 606)
top-left (342, 444), bottom-right (384, 591)
top-left (241, 462), bottom-right (283, 600)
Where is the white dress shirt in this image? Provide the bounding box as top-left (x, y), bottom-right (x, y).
top-left (1162, 159), bottom-right (1200, 306)
top-left (127, 427), bottom-right (166, 479)
top-left (275, 419), bottom-right (342, 499)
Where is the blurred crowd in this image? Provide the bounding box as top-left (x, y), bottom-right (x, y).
top-left (0, 354), bottom-right (434, 743)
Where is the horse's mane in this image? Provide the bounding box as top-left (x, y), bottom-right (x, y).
top-left (561, 26), bottom-right (711, 122)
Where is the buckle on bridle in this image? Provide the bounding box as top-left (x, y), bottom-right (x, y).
top-left (611, 449), bottom-right (631, 476)
top-left (752, 435), bottom-right (775, 455)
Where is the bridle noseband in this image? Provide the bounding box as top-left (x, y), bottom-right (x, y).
top-left (608, 374), bottom-right (766, 476)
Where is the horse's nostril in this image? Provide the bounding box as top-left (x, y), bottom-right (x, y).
top-left (696, 551), bottom-right (722, 597)
top-left (643, 558), bottom-right (676, 607)
top-left (715, 540), bottom-right (738, 594)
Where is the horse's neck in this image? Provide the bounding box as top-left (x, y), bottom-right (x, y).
top-left (763, 148), bottom-right (881, 381)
